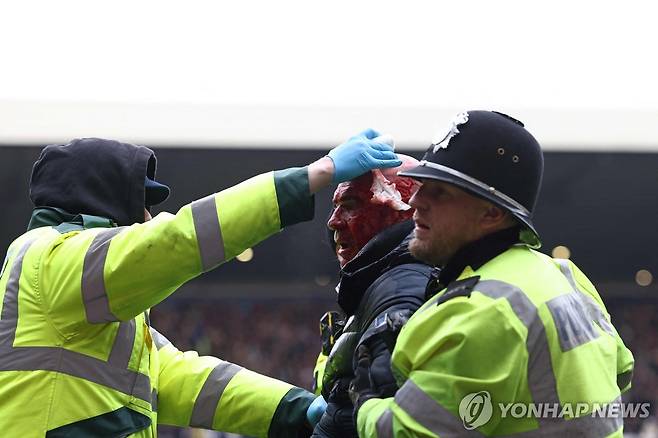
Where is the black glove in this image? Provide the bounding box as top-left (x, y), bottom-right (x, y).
top-left (348, 345), bottom-right (379, 412)
top-left (311, 401), bottom-right (359, 438)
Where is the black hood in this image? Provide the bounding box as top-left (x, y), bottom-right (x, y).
top-left (29, 138), bottom-right (157, 226)
top-left (337, 220), bottom-right (418, 315)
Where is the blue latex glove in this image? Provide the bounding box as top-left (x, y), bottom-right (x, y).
top-left (306, 395), bottom-right (328, 427)
top-left (327, 129), bottom-right (402, 183)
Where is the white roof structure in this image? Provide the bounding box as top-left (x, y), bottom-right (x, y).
top-left (1, 0), bottom-right (657, 150)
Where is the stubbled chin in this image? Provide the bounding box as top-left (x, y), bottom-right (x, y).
top-left (409, 237), bottom-right (434, 265)
top-left (409, 236), bottom-right (421, 252)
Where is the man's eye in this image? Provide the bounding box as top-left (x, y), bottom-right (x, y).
top-left (429, 188), bottom-right (447, 199)
top-left (340, 199), bottom-right (358, 209)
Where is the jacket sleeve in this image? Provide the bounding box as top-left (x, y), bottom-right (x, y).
top-left (566, 260), bottom-right (634, 393)
top-left (356, 296), bottom-right (527, 437)
top-left (354, 265), bottom-right (430, 399)
top-left (358, 264), bottom-right (431, 335)
top-left (42, 168), bottom-right (314, 328)
top-left (152, 328), bottom-right (314, 438)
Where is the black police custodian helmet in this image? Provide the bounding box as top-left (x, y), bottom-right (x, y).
top-left (400, 110), bottom-right (544, 248)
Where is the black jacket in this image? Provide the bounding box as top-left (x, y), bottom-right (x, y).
top-left (312, 220), bottom-right (432, 438)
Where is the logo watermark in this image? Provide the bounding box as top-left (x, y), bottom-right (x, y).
top-left (458, 391), bottom-right (651, 430)
top-left (458, 391), bottom-right (493, 430)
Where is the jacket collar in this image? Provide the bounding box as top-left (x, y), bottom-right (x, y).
top-left (437, 226), bottom-right (522, 287)
top-left (28, 207), bottom-right (116, 231)
top-left (337, 220), bottom-right (416, 315)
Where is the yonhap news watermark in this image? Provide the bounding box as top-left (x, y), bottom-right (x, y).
top-left (458, 391), bottom-right (651, 430)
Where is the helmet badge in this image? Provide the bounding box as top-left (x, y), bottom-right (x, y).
top-left (432, 111), bottom-right (469, 153)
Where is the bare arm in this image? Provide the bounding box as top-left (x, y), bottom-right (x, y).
top-left (308, 156), bottom-right (335, 194)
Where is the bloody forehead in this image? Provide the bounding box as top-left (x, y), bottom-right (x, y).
top-left (390, 174), bottom-right (419, 203)
top-left (333, 171), bottom-right (419, 206)
top-left (333, 172), bottom-right (374, 203)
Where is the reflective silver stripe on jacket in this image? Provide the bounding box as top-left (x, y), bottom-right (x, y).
top-left (475, 280), bottom-right (561, 415)
top-left (422, 279), bottom-right (560, 411)
top-left (502, 397), bottom-right (623, 438)
top-left (81, 227), bottom-right (125, 323)
top-left (191, 195), bottom-right (225, 271)
top-left (382, 379), bottom-right (485, 437)
top-left (546, 292), bottom-right (600, 351)
top-left (107, 320), bottom-right (136, 368)
top-left (555, 259), bottom-right (615, 336)
top-left (0, 238), bottom-right (152, 404)
top-left (380, 380), bottom-right (621, 437)
top-left (383, 278), bottom-right (622, 436)
top-left (0, 239), bottom-right (37, 347)
top-left (151, 388), bottom-right (159, 412)
top-left (189, 361), bottom-right (243, 428)
top-left (150, 327), bottom-right (172, 350)
top-left (375, 409), bottom-right (394, 438)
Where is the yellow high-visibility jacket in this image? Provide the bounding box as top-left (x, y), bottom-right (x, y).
top-left (0, 168), bottom-right (315, 437)
top-left (357, 245), bottom-right (634, 437)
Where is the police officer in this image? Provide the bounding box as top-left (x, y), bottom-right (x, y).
top-left (0, 130), bottom-right (400, 437)
top-left (349, 111), bottom-right (635, 437)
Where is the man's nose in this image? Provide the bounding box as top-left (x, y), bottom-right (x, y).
top-left (327, 209), bottom-right (345, 230)
top-left (409, 190), bottom-right (423, 211)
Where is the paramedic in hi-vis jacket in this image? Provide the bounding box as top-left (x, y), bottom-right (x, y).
top-left (0, 130), bottom-right (400, 437)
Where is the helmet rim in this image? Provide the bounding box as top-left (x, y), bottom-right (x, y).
top-left (399, 162), bottom-right (541, 248)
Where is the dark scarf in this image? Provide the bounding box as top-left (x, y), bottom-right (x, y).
top-left (336, 220), bottom-right (416, 315)
top-left (426, 226), bottom-right (522, 299)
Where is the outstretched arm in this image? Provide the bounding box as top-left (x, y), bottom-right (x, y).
top-left (41, 130), bottom-right (400, 333)
top-left (152, 328), bottom-right (315, 438)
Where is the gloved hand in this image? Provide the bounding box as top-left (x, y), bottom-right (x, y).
top-left (348, 344), bottom-right (380, 413)
top-left (306, 395), bottom-right (328, 428)
top-left (327, 129), bottom-right (402, 183)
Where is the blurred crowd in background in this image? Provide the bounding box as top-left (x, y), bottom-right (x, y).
top-left (610, 299), bottom-right (658, 436)
top-left (152, 298), bottom-right (331, 391)
top-left (152, 296), bottom-right (658, 438)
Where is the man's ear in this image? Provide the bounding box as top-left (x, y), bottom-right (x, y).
top-left (480, 203), bottom-right (510, 231)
